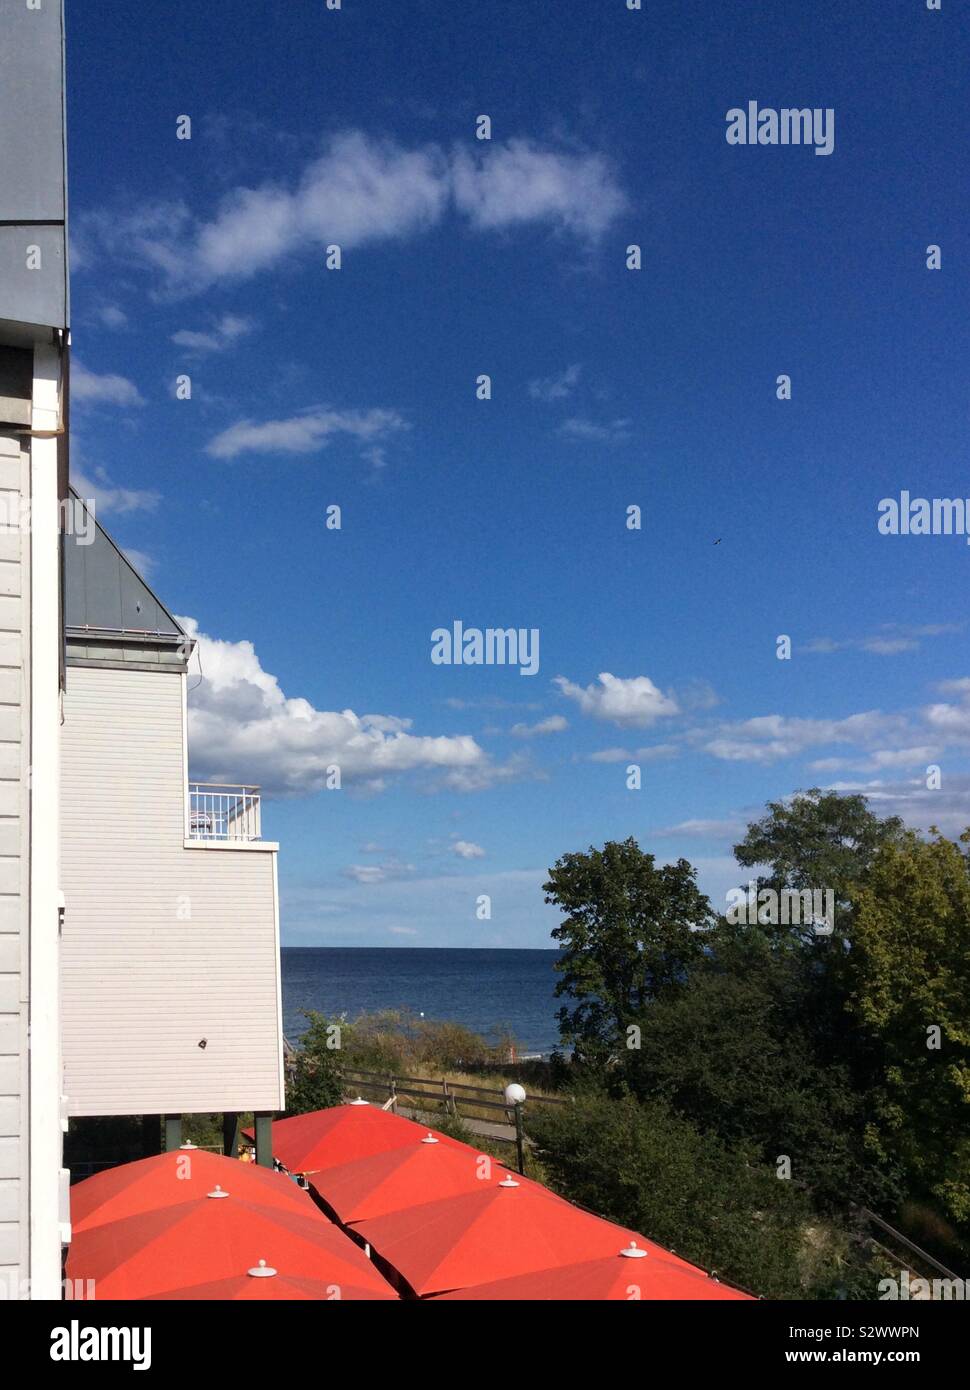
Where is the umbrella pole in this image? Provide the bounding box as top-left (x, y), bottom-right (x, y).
top-left (223, 1112), bottom-right (241, 1158)
top-left (254, 1112), bottom-right (273, 1168)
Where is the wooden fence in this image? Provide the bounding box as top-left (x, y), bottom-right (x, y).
top-left (339, 1065), bottom-right (565, 1141)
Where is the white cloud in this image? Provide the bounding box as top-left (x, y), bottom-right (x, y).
top-left (676, 680), bottom-right (722, 712)
top-left (558, 416), bottom-right (631, 445)
top-left (555, 672), bottom-right (679, 728)
top-left (76, 132), bottom-right (626, 294)
top-left (206, 406), bottom-right (408, 461)
top-left (586, 747), bottom-right (634, 763)
top-left (452, 840), bottom-right (486, 860)
top-left (180, 619), bottom-right (491, 795)
top-left (819, 774), bottom-right (970, 837)
top-left (439, 753), bottom-right (541, 792)
top-left (586, 742), bottom-right (679, 764)
top-left (509, 715), bottom-right (568, 737)
top-left (861, 638), bottom-right (919, 655)
top-left (452, 141), bottom-right (625, 240)
top-left (72, 361), bottom-right (145, 408)
top-left (444, 696), bottom-right (541, 711)
top-left (72, 465), bottom-right (159, 515)
top-left (121, 547), bottom-right (154, 579)
top-left (805, 624), bottom-right (961, 656)
top-left (808, 746), bottom-right (940, 773)
top-left (98, 305), bottom-right (128, 329)
top-left (695, 711), bottom-right (902, 764)
top-left (651, 817), bottom-right (747, 839)
top-left (528, 364), bottom-right (581, 402)
top-left (171, 314), bottom-right (255, 354)
top-left (344, 858), bottom-right (415, 884)
top-left (924, 683), bottom-right (970, 741)
top-left (280, 867), bottom-right (559, 949)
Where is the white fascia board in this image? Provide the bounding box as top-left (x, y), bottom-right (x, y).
top-left (28, 340), bottom-right (63, 1299)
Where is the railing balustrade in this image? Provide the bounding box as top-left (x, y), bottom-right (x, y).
top-left (188, 783), bottom-right (261, 841)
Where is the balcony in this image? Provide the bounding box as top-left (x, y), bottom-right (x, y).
top-left (189, 783), bottom-right (261, 842)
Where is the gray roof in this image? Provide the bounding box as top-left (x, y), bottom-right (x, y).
top-left (64, 490), bottom-right (185, 640)
top-left (0, 1), bottom-right (68, 331)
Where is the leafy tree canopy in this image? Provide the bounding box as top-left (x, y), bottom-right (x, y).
top-left (544, 837), bottom-right (713, 1062)
top-left (734, 787), bottom-right (906, 906)
top-left (285, 1011), bottom-right (345, 1115)
top-left (847, 829), bottom-right (970, 1226)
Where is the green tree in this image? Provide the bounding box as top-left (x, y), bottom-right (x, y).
top-left (285, 1011), bottom-right (345, 1115)
top-left (733, 788), bottom-right (906, 945)
top-left (544, 838), bottom-right (713, 1063)
top-left (847, 829), bottom-right (970, 1230)
top-left (526, 1088), bottom-right (853, 1300)
top-left (621, 937), bottom-right (901, 1211)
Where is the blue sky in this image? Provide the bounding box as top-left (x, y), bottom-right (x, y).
top-left (65, 0), bottom-right (970, 945)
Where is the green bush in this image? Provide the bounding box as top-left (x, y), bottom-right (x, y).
top-left (526, 1088), bottom-right (881, 1300)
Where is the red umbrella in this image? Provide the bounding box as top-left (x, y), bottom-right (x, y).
top-left (267, 1104), bottom-right (467, 1176)
top-left (430, 1246), bottom-right (753, 1300)
top-left (142, 1271), bottom-right (396, 1301)
top-left (309, 1132), bottom-right (514, 1224)
top-left (351, 1175), bottom-right (683, 1297)
top-left (72, 1148), bottom-right (312, 1234)
top-left (67, 1186), bottom-right (397, 1300)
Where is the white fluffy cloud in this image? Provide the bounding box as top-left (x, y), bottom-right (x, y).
top-left (452, 141), bottom-right (625, 239)
top-left (72, 464), bottom-right (159, 515)
top-left (72, 361), bottom-right (144, 408)
top-left (181, 619), bottom-right (490, 795)
top-left (820, 774), bottom-right (970, 837)
top-left (554, 672), bottom-right (679, 728)
top-left (805, 624), bottom-right (961, 656)
top-left (206, 406), bottom-right (408, 461)
top-left (171, 314), bottom-right (254, 354)
top-left (343, 859), bottom-right (415, 884)
top-left (586, 743), bottom-right (678, 764)
top-left (696, 711), bottom-right (903, 764)
top-left (558, 416), bottom-right (631, 445)
top-left (529, 364), bottom-right (581, 402)
top-left (452, 840), bottom-right (486, 860)
top-left (509, 715), bottom-right (568, 737)
top-left (923, 681), bottom-right (970, 742)
top-left (77, 132), bottom-right (626, 294)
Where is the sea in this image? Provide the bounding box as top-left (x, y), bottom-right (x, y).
top-left (281, 947), bottom-right (563, 1056)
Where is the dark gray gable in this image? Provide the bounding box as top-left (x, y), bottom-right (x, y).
top-left (64, 489), bottom-right (184, 639)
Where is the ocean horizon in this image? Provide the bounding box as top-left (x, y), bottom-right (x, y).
top-left (281, 946), bottom-right (563, 1056)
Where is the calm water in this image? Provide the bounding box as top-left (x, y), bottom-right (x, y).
top-left (281, 948), bottom-right (562, 1055)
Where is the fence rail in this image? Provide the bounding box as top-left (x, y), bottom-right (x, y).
top-left (852, 1205), bottom-right (964, 1281)
top-left (189, 783), bottom-right (261, 841)
top-left (340, 1065), bottom-right (566, 1121)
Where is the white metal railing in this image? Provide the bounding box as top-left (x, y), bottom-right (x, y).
top-left (188, 783), bottom-right (261, 841)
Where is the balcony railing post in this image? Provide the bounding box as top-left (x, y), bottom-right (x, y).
top-left (188, 783), bottom-right (262, 842)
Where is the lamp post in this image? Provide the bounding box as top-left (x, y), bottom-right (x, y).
top-left (504, 1083), bottom-right (527, 1175)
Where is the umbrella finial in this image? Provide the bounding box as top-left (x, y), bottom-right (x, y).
top-left (350, 1095), bottom-right (369, 1106)
top-left (207, 1184), bottom-right (229, 1199)
top-left (247, 1259), bottom-right (278, 1278)
top-left (498, 1175), bottom-right (520, 1188)
top-left (620, 1241), bottom-right (648, 1259)
top-left (422, 1132), bottom-right (439, 1144)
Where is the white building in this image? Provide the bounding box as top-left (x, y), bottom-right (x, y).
top-left (0, 4), bottom-right (284, 1298)
top-left (0, 0), bottom-right (70, 1301)
top-left (60, 499), bottom-right (284, 1138)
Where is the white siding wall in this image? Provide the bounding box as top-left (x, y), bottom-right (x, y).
top-left (60, 665), bottom-right (283, 1116)
top-left (0, 431), bottom-right (27, 1292)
